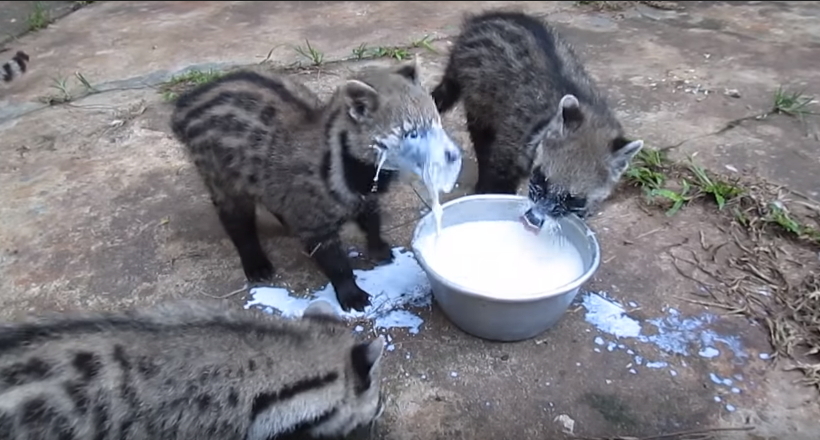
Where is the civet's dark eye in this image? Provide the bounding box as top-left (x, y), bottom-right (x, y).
top-left (404, 129), bottom-right (419, 140)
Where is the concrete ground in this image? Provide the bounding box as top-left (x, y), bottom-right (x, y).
top-left (1, 1), bottom-right (819, 439)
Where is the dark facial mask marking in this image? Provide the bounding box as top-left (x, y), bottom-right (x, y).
top-left (523, 168), bottom-right (588, 230)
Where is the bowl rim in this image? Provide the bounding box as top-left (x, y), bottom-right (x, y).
top-left (411, 194), bottom-right (601, 304)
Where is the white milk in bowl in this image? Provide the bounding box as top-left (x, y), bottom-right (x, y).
top-left (415, 220), bottom-right (586, 298)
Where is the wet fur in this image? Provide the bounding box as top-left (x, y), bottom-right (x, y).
top-left (170, 63), bottom-right (439, 312)
top-left (432, 10), bottom-right (643, 216)
top-left (2, 50), bottom-right (30, 84)
top-left (0, 300), bottom-right (386, 440)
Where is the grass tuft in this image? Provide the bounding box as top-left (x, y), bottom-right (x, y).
top-left (772, 87), bottom-right (816, 117)
top-left (28, 2), bottom-right (51, 31)
top-left (294, 40), bottom-right (324, 66)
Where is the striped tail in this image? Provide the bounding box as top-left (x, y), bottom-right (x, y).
top-left (2, 51), bottom-right (30, 83)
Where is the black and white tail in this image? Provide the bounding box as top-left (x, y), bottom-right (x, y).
top-left (2, 50), bottom-right (30, 83)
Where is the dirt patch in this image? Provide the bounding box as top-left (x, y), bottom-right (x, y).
top-left (621, 146), bottom-right (820, 391)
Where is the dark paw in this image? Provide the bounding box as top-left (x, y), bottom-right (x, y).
top-left (367, 241), bottom-right (394, 265)
top-left (243, 258), bottom-right (275, 283)
top-left (336, 281), bottom-right (371, 313)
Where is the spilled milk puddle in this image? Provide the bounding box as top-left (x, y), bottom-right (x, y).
top-left (245, 247), bottom-right (431, 352)
top-left (245, 247), bottom-right (772, 413)
top-left (577, 291), bottom-right (773, 414)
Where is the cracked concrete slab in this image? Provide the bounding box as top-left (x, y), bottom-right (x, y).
top-left (1, 2), bottom-right (818, 439)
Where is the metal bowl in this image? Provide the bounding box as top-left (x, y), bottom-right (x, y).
top-left (411, 194), bottom-right (601, 342)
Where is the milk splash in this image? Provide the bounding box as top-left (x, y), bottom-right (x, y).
top-left (581, 292), bottom-right (749, 360)
top-left (371, 149), bottom-right (389, 193)
top-left (422, 151), bottom-right (457, 238)
top-left (370, 126), bottom-right (461, 237)
top-left (245, 247), bottom-right (432, 334)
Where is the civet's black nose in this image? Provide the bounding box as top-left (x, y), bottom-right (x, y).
top-left (445, 149), bottom-right (459, 163)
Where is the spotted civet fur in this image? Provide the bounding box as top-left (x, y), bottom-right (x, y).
top-left (432, 11), bottom-right (644, 228)
top-left (0, 300), bottom-right (386, 440)
top-left (2, 50), bottom-right (30, 84)
top-left (171, 63), bottom-right (460, 312)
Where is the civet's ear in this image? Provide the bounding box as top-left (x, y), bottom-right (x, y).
top-left (343, 79), bottom-right (380, 122)
top-left (610, 138), bottom-right (644, 176)
top-left (393, 59), bottom-right (421, 85)
top-left (351, 336), bottom-right (386, 384)
top-left (531, 94), bottom-right (584, 146)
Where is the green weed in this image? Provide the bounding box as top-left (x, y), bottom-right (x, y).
top-left (687, 162), bottom-right (744, 210)
top-left (294, 40), bottom-right (324, 66)
top-left (625, 147), bottom-right (669, 191)
top-left (773, 87), bottom-right (815, 117)
top-left (162, 91), bottom-right (179, 102)
top-left (351, 43), bottom-right (369, 60)
top-left (650, 179), bottom-right (694, 216)
top-left (166, 69), bottom-right (223, 87)
top-left (75, 72), bottom-right (96, 93)
top-left (625, 166), bottom-right (666, 191)
top-left (372, 46), bottom-right (410, 61)
top-left (28, 2), bottom-right (51, 31)
top-left (161, 69), bottom-right (224, 102)
top-left (410, 35), bottom-right (437, 53)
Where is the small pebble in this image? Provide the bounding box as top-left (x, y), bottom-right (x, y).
top-left (759, 353), bottom-right (771, 360)
top-left (725, 404), bottom-right (736, 412)
top-left (386, 344), bottom-right (395, 352)
top-left (731, 387), bottom-right (741, 394)
top-left (670, 370), bottom-right (678, 377)
top-left (714, 396), bottom-right (722, 402)
top-left (450, 371), bottom-right (458, 378)
top-left (354, 325), bottom-right (364, 332)
top-left (593, 348), bottom-right (601, 353)
top-left (724, 89), bottom-right (741, 98)
top-left (594, 336), bottom-right (605, 346)
top-left (629, 369), bottom-right (637, 375)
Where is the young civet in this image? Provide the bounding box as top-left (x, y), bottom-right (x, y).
top-left (432, 10), bottom-right (643, 230)
top-left (2, 50), bottom-right (30, 84)
top-left (171, 62), bottom-right (462, 312)
top-left (0, 300), bottom-right (387, 440)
